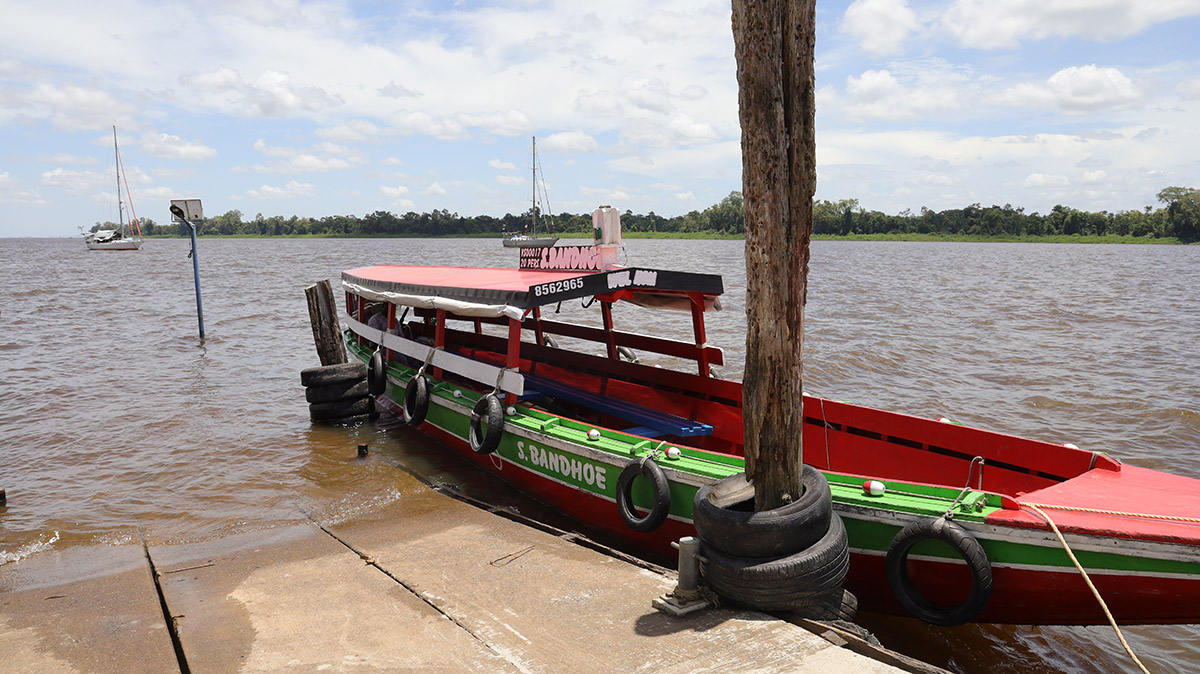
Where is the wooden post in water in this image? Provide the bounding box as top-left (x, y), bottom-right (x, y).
top-left (306, 279), bottom-right (348, 365)
top-left (733, 0), bottom-right (817, 511)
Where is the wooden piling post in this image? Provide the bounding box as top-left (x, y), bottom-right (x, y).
top-left (306, 279), bottom-right (348, 365)
top-left (733, 0), bottom-right (817, 511)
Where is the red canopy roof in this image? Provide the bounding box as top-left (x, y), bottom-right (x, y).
top-left (342, 264), bottom-right (723, 314)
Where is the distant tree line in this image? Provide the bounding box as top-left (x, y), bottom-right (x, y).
top-left (88, 186), bottom-right (1199, 242)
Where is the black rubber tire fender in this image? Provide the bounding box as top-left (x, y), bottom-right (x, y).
top-left (693, 464), bottom-right (832, 558)
top-left (309, 396), bottom-right (372, 421)
top-left (403, 375), bottom-right (430, 426)
top-left (300, 362), bottom-right (366, 387)
top-left (885, 516), bottom-right (993, 626)
top-left (367, 351), bottom-right (387, 396)
top-left (699, 513), bottom-right (849, 611)
top-left (790, 588), bottom-right (859, 623)
top-left (617, 345), bottom-right (639, 363)
top-left (305, 379), bottom-right (370, 404)
top-left (542, 334), bottom-right (559, 349)
top-left (616, 458), bottom-right (672, 532)
top-left (469, 393), bottom-right (504, 454)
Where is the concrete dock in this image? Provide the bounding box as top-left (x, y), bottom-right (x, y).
top-left (1, 471), bottom-right (939, 673)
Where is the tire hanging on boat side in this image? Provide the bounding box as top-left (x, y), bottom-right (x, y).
top-left (469, 393), bottom-right (504, 454)
top-left (616, 457), bottom-right (671, 532)
top-left (367, 350), bottom-right (387, 396)
top-left (404, 374), bottom-right (430, 426)
top-left (885, 516), bottom-right (993, 626)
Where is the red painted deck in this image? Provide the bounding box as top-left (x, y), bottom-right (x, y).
top-left (989, 464), bottom-right (1200, 545)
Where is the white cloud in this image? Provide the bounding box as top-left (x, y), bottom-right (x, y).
top-left (388, 110), bottom-right (532, 141)
top-left (922, 173), bottom-right (959, 186)
top-left (139, 133), bottom-right (218, 160)
top-left (0, 171), bottom-right (45, 205)
top-left (992, 65), bottom-right (1142, 114)
top-left (40, 167), bottom-right (104, 193)
top-left (35, 153), bottom-right (96, 165)
top-left (1021, 173), bottom-right (1069, 187)
top-left (667, 114), bottom-right (720, 144)
top-left (390, 112), bottom-right (468, 141)
top-left (1178, 77), bottom-right (1200, 97)
top-left (384, 186), bottom-right (415, 208)
top-left (249, 138), bottom-right (361, 173)
top-left (379, 81), bottom-right (421, 99)
top-left (22, 83), bottom-right (137, 131)
top-left (841, 0), bottom-right (922, 57)
top-left (624, 78), bottom-right (673, 114)
top-left (838, 69), bottom-right (960, 120)
top-left (424, 182), bottom-right (447, 196)
top-left (940, 0), bottom-right (1200, 49)
top-left (463, 110), bottom-right (532, 137)
top-left (496, 175), bottom-right (525, 186)
top-left (575, 89), bottom-right (624, 117)
top-left (540, 131), bottom-right (599, 153)
top-left (315, 120), bottom-right (387, 143)
top-left (489, 159), bottom-right (517, 170)
top-left (245, 180), bottom-right (315, 199)
top-left (181, 68), bottom-right (343, 118)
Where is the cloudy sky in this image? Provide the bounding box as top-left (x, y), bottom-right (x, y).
top-left (2, 0), bottom-right (1199, 237)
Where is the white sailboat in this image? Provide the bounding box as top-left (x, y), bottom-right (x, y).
top-left (503, 137), bottom-right (559, 249)
top-left (84, 126), bottom-right (143, 251)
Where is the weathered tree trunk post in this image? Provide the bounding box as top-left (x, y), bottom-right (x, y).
top-left (733, 0), bottom-right (817, 511)
top-left (305, 279), bottom-right (348, 365)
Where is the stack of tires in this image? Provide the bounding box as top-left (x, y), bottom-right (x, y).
top-left (693, 465), bottom-right (855, 620)
top-left (301, 361), bottom-right (374, 423)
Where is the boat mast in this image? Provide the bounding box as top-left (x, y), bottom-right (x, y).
top-left (530, 136), bottom-right (537, 236)
top-left (113, 125), bottom-right (125, 236)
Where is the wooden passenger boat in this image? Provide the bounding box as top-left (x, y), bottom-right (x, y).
top-left (339, 209), bottom-right (1200, 626)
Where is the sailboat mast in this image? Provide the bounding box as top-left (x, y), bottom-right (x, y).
top-left (113, 125), bottom-right (125, 234)
top-left (530, 136), bottom-right (537, 235)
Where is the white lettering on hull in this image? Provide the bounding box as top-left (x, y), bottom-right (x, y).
top-left (516, 441), bottom-right (607, 490)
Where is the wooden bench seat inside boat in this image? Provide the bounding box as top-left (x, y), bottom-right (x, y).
top-left (521, 371), bottom-right (714, 438)
top-left (403, 312), bottom-right (745, 450)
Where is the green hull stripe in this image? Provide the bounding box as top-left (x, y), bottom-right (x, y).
top-left (351, 340), bottom-right (1200, 578)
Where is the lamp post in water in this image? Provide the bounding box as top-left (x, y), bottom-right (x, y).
top-left (170, 199), bottom-right (205, 339)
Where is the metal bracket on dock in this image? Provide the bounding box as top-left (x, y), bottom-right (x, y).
top-left (652, 537), bottom-right (714, 617)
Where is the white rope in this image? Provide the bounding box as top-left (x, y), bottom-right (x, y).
top-left (1023, 501), bottom-right (1200, 524)
top-left (1022, 503), bottom-right (1151, 674)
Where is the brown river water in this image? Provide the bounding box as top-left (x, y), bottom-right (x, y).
top-left (2, 236), bottom-right (1199, 673)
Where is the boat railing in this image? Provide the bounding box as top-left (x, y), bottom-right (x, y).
top-left (410, 309), bottom-right (726, 373)
top-left (419, 321), bottom-right (744, 405)
top-left (346, 314), bottom-right (526, 396)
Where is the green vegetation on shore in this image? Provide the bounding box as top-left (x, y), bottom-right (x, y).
top-left (96, 186), bottom-right (1200, 243)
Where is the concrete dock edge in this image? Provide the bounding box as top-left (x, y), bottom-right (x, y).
top-left (2, 471), bottom-right (943, 673)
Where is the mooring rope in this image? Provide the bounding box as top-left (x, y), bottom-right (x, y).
top-left (1022, 502), bottom-right (1200, 525)
top-left (1022, 503), bottom-right (1151, 674)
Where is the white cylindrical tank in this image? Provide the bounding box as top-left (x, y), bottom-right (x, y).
top-left (592, 205), bottom-right (622, 246)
